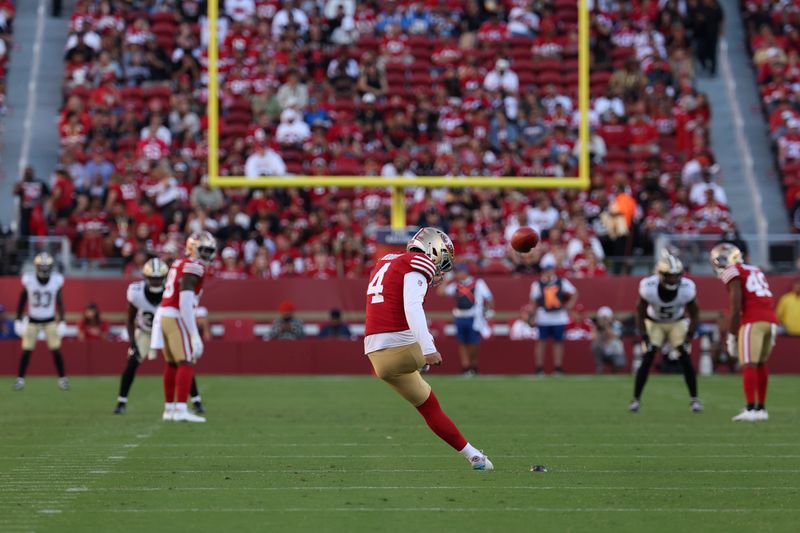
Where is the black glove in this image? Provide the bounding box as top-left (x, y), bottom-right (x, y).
top-left (640, 334), bottom-right (653, 352)
top-left (127, 343), bottom-right (140, 360)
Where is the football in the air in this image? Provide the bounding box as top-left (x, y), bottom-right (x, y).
top-left (511, 227), bottom-right (539, 253)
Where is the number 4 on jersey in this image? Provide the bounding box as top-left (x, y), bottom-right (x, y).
top-left (367, 263), bottom-right (391, 304)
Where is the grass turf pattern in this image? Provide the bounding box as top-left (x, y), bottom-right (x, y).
top-left (0, 375), bottom-right (798, 532)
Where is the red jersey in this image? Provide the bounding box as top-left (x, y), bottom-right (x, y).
top-left (161, 257), bottom-right (207, 310)
top-left (720, 263), bottom-right (778, 324)
top-left (364, 252), bottom-right (436, 336)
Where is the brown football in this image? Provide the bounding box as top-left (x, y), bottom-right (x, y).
top-left (511, 227), bottom-right (540, 253)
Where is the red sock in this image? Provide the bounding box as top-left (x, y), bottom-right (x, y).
top-left (756, 365), bottom-right (768, 406)
top-left (416, 391), bottom-right (468, 451)
top-left (176, 365), bottom-right (194, 403)
top-left (742, 366), bottom-right (757, 406)
top-left (163, 364), bottom-right (177, 403)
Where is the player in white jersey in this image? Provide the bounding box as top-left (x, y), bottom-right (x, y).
top-left (12, 252), bottom-right (69, 391)
top-left (114, 258), bottom-right (206, 415)
top-left (629, 253), bottom-right (702, 413)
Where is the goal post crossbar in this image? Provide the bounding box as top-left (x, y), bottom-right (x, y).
top-left (206, 1), bottom-right (591, 226)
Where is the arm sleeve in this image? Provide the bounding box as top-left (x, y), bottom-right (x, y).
top-left (561, 278), bottom-right (577, 294)
top-left (477, 279), bottom-right (493, 301)
top-left (403, 272), bottom-right (437, 355)
top-left (179, 290), bottom-right (200, 338)
top-left (530, 282), bottom-right (540, 301)
top-left (442, 283), bottom-right (456, 297)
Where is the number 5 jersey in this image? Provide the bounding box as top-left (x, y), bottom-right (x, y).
top-left (720, 263), bottom-right (778, 324)
top-left (639, 275), bottom-right (696, 322)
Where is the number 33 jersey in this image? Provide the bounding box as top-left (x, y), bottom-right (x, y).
top-left (22, 272), bottom-right (64, 322)
top-left (127, 281), bottom-right (158, 333)
top-left (720, 263), bottom-right (777, 324)
top-left (639, 275), bottom-right (696, 322)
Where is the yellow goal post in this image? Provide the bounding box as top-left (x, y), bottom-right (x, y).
top-left (206, 0), bottom-right (591, 230)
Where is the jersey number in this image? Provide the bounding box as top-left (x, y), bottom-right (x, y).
top-left (658, 305), bottom-right (675, 320)
top-left (31, 290), bottom-right (52, 308)
top-left (367, 263), bottom-right (391, 304)
top-left (141, 311), bottom-right (154, 329)
top-left (163, 269), bottom-right (177, 299)
top-left (745, 271), bottom-right (772, 297)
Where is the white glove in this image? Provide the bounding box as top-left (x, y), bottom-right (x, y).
top-left (146, 349), bottom-right (158, 361)
top-left (484, 309), bottom-right (496, 319)
top-left (726, 333), bottom-right (738, 358)
top-left (13, 319), bottom-right (27, 337)
top-left (191, 334), bottom-right (204, 359)
top-left (57, 321), bottom-right (68, 338)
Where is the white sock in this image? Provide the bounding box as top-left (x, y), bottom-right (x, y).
top-left (117, 397), bottom-right (128, 403)
top-left (459, 443), bottom-right (481, 460)
top-left (191, 395), bottom-right (201, 403)
top-left (164, 402), bottom-right (175, 411)
top-left (175, 402), bottom-right (188, 413)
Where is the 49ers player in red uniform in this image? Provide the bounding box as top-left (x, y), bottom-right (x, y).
top-left (364, 228), bottom-right (493, 470)
top-left (155, 231), bottom-right (217, 423)
top-left (711, 243), bottom-right (778, 422)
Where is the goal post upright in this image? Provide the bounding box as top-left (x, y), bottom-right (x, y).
top-left (206, 0), bottom-right (591, 230)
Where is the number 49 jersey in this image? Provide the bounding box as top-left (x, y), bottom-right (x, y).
top-left (160, 257), bottom-right (207, 310)
top-left (720, 263), bottom-right (777, 324)
top-left (22, 272), bottom-right (64, 322)
top-left (639, 275), bottom-right (696, 322)
top-left (127, 281), bottom-right (159, 333)
top-left (364, 252), bottom-right (437, 336)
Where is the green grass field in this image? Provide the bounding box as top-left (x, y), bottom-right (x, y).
top-left (1, 375), bottom-right (799, 533)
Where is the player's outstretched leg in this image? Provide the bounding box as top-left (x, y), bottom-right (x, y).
top-left (13, 350), bottom-right (32, 390)
top-left (52, 350), bottom-right (69, 390)
top-left (369, 346), bottom-right (491, 470)
top-left (115, 357), bottom-right (141, 414)
top-left (754, 364), bottom-right (769, 420)
top-left (162, 362), bottom-right (178, 421)
top-left (172, 363), bottom-right (205, 423)
top-left (190, 377), bottom-right (205, 414)
top-left (732, 364), bottom-right (758, 422)
top-left (677, 350), bottom-right (702, 412)
top-left (630, 349), bottom-right (656, 412)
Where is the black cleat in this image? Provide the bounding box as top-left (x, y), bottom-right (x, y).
top-left (113, 403), bottom-right (126, 415)
top-left (193, 402), bottom-right (206, 415)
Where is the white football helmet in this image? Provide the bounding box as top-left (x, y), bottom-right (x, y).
top-left (709, 243), bottom-right (743, 276)
top-left (407, 227), bottom-right (455, 274)
top-left (186, 231), bottom-right (217, 263)
top-left (656, 252), bottom-right (683, 290)
top-left (33, 252), bottom-right (54, 278)
top-left (142, 258), bottom-right (169, 292)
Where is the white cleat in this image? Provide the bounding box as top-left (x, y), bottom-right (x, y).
top-left (469, 453), bottom-right (493, 471)
top-left (12, 378), bottom-right (24, 391)
top-left (754, 409), bottom-right (769, 421)
top-left (172, 410), bottom-right (206, 423)
top-left (690, 399), bottom-right (703, 413)
top-left (628, 399), bottom-right (640, 413)
top-left (162, 408), bottom-right (175, 422)
top-left (732, 409), bottom-right (757, 422)
top-left (57, 377), bottom-right (70, 391)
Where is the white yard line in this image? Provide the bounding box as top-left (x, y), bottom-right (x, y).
top-left (8, 486), bottom-right (792, 493)
top-left (50, 507), bottom-right (800, 514)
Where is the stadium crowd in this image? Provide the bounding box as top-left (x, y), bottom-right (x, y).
top-left (14, 0), bottom-right (740, 278)
top-left (0, 0), bottom-right (14, 115)
top-left (741, 0), bottom-right (800, 233)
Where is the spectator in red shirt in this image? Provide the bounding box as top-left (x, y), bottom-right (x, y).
top-left (50, 168), bottom-right (76, 220)
top-left (78, 303), bottom-right (110, 341)
top-left (133, 200), bottom-right (165, 239)
top-left (215, 247), bottom-right (249, 279)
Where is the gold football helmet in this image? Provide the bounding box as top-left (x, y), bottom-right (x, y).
top-left (142, 258), bottom-right (169, 292)
top-left (185, 231), bottom-right (217, 262)
top-left (709, 243), bottom-right (743, 276)
top-left (407, 227), bottom-right (455, 274)
top-left (33, 252), bottom-right (54, 278)
top-left (656, 251), bottom-right (683, 290)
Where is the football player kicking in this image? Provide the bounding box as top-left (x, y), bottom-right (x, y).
top-left (364, 228), bottom-right (493, 470)
top-left (113, 258), bottom-right (206, 415)
top-left (12, 252), bottom-right (70, 391)
top-left (710, 244), bottom-right (778, 422)
top-left (155, 232), bottom-right (216, 423)
top-left (630, 253), bottom-right (702, 413)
